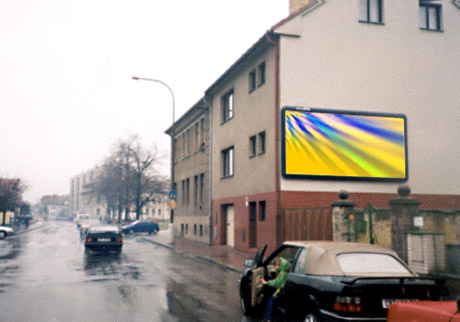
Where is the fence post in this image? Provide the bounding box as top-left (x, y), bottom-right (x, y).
top-left (332, 190), bottom-right (355, 242)
top-left (389, 185), bottom-right (420, 263)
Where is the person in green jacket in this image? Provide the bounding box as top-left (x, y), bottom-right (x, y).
top-left (261, 257), bottom-right (291, 322)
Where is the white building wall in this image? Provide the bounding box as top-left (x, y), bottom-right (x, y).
top-left (276, 1), bottom-right (460, 195)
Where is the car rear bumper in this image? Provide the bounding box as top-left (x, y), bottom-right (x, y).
top-left (320, 309), bottom-right (386, 322)
top-left (85, 243), bottom-right (122, 252)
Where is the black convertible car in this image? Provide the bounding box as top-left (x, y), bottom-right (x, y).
top-left (239, 241), bottom-right (448, 322)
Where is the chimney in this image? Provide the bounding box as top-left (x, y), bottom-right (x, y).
top-left (289, 0), bottom-right (312, 14)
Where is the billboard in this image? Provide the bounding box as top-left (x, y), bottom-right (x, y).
top-left (281, 107), bottom-right (408, 181)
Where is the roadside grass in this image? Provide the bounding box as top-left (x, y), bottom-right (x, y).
top-left (159, 221), bottom-right (169, 230)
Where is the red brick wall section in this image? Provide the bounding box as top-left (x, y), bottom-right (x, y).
top-left (211, 192), bottom-right (278, 253)
top-left (281, 191), bottom-right (460, 209)
top-left (212, 190), bottom-right (460, 254)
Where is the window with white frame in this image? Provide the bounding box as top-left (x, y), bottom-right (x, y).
top-left (257, 62), bottom-right (265, 87)
top-left (258, 131), bottom-right (266, 154)
top-left (221, 90), bottom-right (234, 123)
top-left (419, 0), bottom-right (443, 31)
top-left (222, 146), bottom-right (234, 178)
top-left (359, 0), bottom-right (383, 24)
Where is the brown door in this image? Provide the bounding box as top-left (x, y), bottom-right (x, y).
top-left (248, 202), bottom-right (257, 248)
top-left (281, 207), bottom-right (332, 242)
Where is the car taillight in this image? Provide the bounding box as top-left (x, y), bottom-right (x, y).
top-left (334, 296), bottom-right (362, 313)
top-left (117, 237), bottom-right (122, 242)
top-left (86, 238), bottom-right (92, 243)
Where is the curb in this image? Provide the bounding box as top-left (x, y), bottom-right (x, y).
top-left (14, 222), bottom-right (48, 235)
top-left (141, 236), bottom-right (240, 272)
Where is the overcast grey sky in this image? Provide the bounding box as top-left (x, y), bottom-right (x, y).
top-left (0, 1), bottom-right (288, 204)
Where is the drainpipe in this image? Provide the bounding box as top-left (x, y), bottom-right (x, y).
top-left (204, 96), bottom-right (213, 246)
top-left (266, 31), bottom-right (281, 246)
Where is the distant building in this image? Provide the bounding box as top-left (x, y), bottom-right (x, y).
top-left (70, 167), bottom-right (169, 222)
top-left (166, 98), bottom-right (210, 243)
top-left (70, 167), bottom-right (105, 219)
top-left (40, 195), bottom-right (69, 220)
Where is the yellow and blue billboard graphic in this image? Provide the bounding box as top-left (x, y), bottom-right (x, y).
top-left (282, 107), bottom-right (408, 181)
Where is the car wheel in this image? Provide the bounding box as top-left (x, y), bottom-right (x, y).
top-left (303, 310), bottom-right (320, 322)
top-left (0, 231), bottom-right (6, 239)
top-left (153, 229), bottom-right (158, 235)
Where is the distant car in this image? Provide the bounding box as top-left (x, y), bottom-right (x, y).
top-left (122, 220), bottom-right (159, 235)
top-left (76, 213), bottom-right (90, 228)
top-left (387, 300), bottom-right (460, 322)
top-left (239, 241), bottom-right (448, 322)
top-left (84, 226), bottom-right (123, 254)
top-left (0, 225), bottom-right (14, 239)
top-left (79, 220), bottom-right (101, 237)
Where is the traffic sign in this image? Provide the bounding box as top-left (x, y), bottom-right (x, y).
top-left (169, 190), bottom-right (177, 201)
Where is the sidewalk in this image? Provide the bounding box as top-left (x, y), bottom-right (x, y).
top-left (142, 229), bottom-right (256, 272)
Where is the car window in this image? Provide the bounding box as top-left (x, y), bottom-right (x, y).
top-left (266, 246), bottom-right (300, 268)
top-left (293, 248), bottom-right (307, 274)
top-left (337, 253), bottom-right (412, 274)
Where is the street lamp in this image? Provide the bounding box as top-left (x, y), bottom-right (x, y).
top-left (132, 76), bottom-right (176, 233)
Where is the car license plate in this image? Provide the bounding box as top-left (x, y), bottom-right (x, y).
top-left (98, 238), bottom-right (110, 242)
top-left (382, 299), bottom-right (416, 309)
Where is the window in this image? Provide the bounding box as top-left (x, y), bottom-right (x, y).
top-left (199, 173), bottom-right (204, 204)
top-left (186, 178), bottom-right (190, 206)
top-left (293, 248), bottom-right (307, 274)
top-left (194, 175), bottom-right (199, 205)
top-left (359, 0), bottom-right (383, 24)
top-left (199, 225), bottom-right (203, 237)
top-left (222, 146), bottom-right (234, 178)
top-left (221, 90), bottom-right (234, 123)
top-left (200, 118), bottom-right (205, 145)
top-left (337, 253), bottom-right (412, 274)
top-left (249, 135), bottom-right (257, 157)
top-left (419, 0), bottom-right (442, 31)
top-left (249, 70), bottom-right (256, 92)
top-left (194, 123), bottom-right (199, 150)
top-left (258, 131), bottom-right (266, 154)
top-left (259, 201), bottom-right (266, 221)
top-left (257, 62), bottom-right (265, 86)
top-left (181, 180), bottom-right (186, 205)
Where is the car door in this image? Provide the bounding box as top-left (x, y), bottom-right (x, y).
top-left (251, 266), bottom-right (265, 307)
top-left (138, 221), bottom-right (147, 233)
top-left (247, 245), bottom-right (267, 308)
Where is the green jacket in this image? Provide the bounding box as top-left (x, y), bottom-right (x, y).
top-left (266, 257), bottom-right (291, 298)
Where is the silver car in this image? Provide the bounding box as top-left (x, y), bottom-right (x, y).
top-left (0, 225), bottom-right (14, 239)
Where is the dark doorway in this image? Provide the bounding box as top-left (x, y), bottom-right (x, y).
top-left (248, 202), bottom-right (257, 248)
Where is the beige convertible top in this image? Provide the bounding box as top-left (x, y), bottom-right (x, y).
top-left (284, 241), bottom-right (414, 276)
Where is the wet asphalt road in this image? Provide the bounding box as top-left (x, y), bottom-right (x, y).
top-left (0, 221), bottom-right (258, 322)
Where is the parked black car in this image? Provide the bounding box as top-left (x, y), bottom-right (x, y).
top-left (122, 219), bottom-right (159, 235)
top-left (239, 241), bottom-right (448, 322)
top-left (84, 226), bottom-right (123, 254)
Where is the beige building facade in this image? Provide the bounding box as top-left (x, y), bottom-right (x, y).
top-left (167, 98), bottom-right (210, 243)
top-left (165, 0), bottom-right (460, 252)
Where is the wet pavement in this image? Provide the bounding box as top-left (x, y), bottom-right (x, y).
top-left (141, 229), bottom-right (256, 273)
top-left (0, 221), bottom-right (249, 322)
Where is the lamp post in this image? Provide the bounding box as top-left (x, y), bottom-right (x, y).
top-left (132, 76), bottom-right (176, 240)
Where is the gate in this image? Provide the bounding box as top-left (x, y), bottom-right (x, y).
top-left (281, 207), bottom-right (332, 243)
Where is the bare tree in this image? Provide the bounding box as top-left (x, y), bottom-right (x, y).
top-left (0, 178), bottom-right (26, 224)
top-left (89, 133), bottom-right (166, 222)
